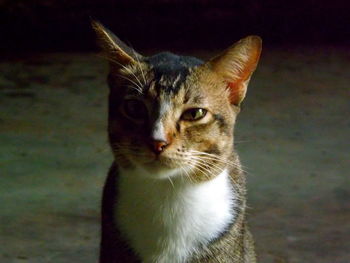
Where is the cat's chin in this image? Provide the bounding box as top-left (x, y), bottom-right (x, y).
top-left (125, 151), bottom-right (189, 179)
top-left (134, 153), bottom-right (174, 167)
top-left (143, 166), bottom-right (181, 179)
top-left (142, 159), bottom-right (175, 172)
top-left (134, 157), bottom-right (185, 179)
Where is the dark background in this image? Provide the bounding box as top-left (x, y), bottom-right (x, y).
top-left (1, 0), bottom-right (349, 53)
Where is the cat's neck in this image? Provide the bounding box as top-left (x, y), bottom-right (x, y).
top-left (116, 167), bottom-right (236, 263)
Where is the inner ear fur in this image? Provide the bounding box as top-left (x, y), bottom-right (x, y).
top-left (208, 36), bottom-right (262, 106)
top-left (91, 20), bottom-right (143, 68)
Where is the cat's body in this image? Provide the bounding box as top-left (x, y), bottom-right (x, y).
top-left (101, 160), bottom-right (254, 263)
top-left (92, 21), bottom-right (261, 263)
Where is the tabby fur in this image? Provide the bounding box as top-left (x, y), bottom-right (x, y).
top-left (92, 21), bottom-right (262, 263)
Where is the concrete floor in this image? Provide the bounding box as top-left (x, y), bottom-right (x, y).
top-left (0, 47), bottom-right (349, 263)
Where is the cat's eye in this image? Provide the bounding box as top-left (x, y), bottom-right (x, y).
top-left (123, 99), bottom-right (147, 120)
top-left (181, 108), bottom-right (207, 121)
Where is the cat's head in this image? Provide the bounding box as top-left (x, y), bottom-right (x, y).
top-left (92, 21), bottom-right (261, 181)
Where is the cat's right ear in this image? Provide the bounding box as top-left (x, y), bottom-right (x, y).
top-left (91, 20), bottom-right (143, 69)
top-left (206, 36), bottom-right (262, 106)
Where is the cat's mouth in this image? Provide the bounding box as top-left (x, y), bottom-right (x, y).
top-left (143, 154), bottom-right (180, 168)
top-left (129, 153), bottom-right (186, 178)
top-left (131, 149), bottom-right (187, 171)
top-left (115, 145), bottom-right (189, 173)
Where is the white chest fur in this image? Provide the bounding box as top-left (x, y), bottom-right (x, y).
top-left (115, 168), bottom-right (236, 263)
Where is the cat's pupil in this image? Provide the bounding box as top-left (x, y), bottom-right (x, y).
top-left (124, 99), bottom-right (147, 119)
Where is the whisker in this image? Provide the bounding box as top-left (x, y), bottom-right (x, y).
top-left (177, 152), bottom-right (231, 168)
top-left (178, 151), bottom-right (246, 183)
top-left (195, 159), bottom-right (224, 175)
top-left (130, 48), bottom-right (147, 86)
top-left (190, 156), bottom-right (226, 174)
top-left (193, 162), bottom-right (217, 180)
top-left (180, 164), bottom-right (194, 183)
top-left (116, 74), bottom-right (143, 93)
top-left (187, 154), bottom-right (228, 165)
top-left (186, 150), bottom-right (247, 172)
top-left (167, 176), bottom-right (175, 189)
top-left (194, 158), bottom-right (243, 188)
top-left (187, 156), bottom-right (220, 179)
top-left (97, 54), bottom-right (144, 90)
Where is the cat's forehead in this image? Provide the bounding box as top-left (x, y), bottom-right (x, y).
top-left (146, 52), bottom-right (203, 73)
top-left (145, 52), bottom-right (203, 95)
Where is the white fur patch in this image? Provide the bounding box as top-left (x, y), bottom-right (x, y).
top-left (151, 101), bottom-right (171, 141)
top-left (116, 168), bottom-right (235, 263)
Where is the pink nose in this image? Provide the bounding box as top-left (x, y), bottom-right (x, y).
top-left (150, 140), bottom-right (169, 154)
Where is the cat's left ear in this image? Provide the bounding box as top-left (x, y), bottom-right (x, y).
top-left (208, 36), bottom-right (262, 106)
top-left (91, 20), bottom-right (143, 69)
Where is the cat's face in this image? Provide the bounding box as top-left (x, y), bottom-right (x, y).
top-left (92, 21), bottom-right (261, 181)
top-left (108, 54), bottom-right (237, 179)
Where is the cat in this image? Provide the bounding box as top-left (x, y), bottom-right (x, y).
top-left (92, 20), bottom-right (262, 263)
